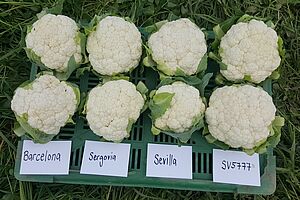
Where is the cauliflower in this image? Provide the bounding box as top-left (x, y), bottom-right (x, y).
top-left (146, 18), bottom-right (207, 76)
top-left (85, 80), bottom-right (146, 142)
top-left (150, 81), bottom-right (206, 143)
top-left (205, 85), bottom-right (284, 153)
top-left (86, 16), bottom-right (142, 76)
top-left (25, 14), bottom-right (84, 80)
top-left (11, 74), bottom-right (80, 143)
top-left (213, 18), bottom-right (282, 83)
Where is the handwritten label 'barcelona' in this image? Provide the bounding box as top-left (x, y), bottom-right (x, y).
top-left (20, 140), bottom-right (71, 175)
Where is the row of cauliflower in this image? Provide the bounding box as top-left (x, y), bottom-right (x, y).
top-left (25, 13), bottom-right (282, 83)
top-left (11, 13), bottom-right (284, 155)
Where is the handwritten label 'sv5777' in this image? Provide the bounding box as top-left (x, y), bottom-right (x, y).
top-left (213, 149), bottom-right (261, 186)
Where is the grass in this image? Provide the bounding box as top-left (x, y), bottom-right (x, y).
top-left (0, 0), bottom-right (299, 199)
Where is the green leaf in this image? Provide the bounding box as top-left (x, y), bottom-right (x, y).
top-left (18, 80), bottom-right (33, 90)
top-left (205, 134), bottom-right (217, 143)
top-left (157, 61), bottom-right (174, 76)
top-left (54, 55), bottom-right (79, 80)
top-left (243, 148), bottom-right (255, 155)
top-left (155, 118), bottom-right (205, 143)
top-left (261, 78), bottom-right (273, 95)
top-left (174, 67), bottom-right (186, 77)
top-left (267, 127), bottom-right (281, 147)
top-left (26, 25), bottom-right (32, 34)
top-left (237, 14), bottom-right (255, 23)
top-left (66, 117), bottom-right (75, 124)
top-left (76, 66), bottom-right (91, 78)
top-left (102, 74), bottom-right (130, 83)
top-left (84, 15), bottom-right (109, 35)
top-left (82, 93), bottom-right (89, 115)
top-left (199, 73), bottom-right (213, 97)
top-left (273, 116), bottom-right (285, 127)
top-left (213, 24), bottom-right (225, 40)
top-left (136, 81), bottom-right (148, 95)
top-left (215, 73), bottom-right (226, 85)
top-left (78, 92), bottom-right (87, 115)
top-left (270, 70), bottom-right (280, 80)
top-left (149, 92), bottom-right (174, 120)
top-left (243, 74), bottom-right (252, 82)
top-left (24, 48), bottom-right (43, 67)
top-left (142, 20), bottom-right (168, 35)
top-left (65, 82), bottom-right (80, 108)
top-left (136, 81), bottom-right (149, 112)
top-left (48, 0), bottom-right (65, 15)
top-left (265, 20), bottom-right (275, 28)
top-left (219, 15), bottom-right (240, 33)
top-left (36, 0), bottom-right (65, 19)
top-left (243, 116), bottom-right (284, 155)
top-left (126, 119), bottom-right (135, 135)
top-left (13, 121), bottom-right (26, 137)
top-left (277, 36), bottom-right (285, 60)
top-left (76, 32), bottom-right (88, 64)
top-left (208, 52), bottom-right (227, 70)
top-left (196, 54), bottom-right (208, 73)
top-left (142, 56), bottom-right (156, 67)
top-left (157, 78), bottom-right (176, 88)
top-left (151, 125), bottom-right (161, 135)
top-left (15, 114), bottom-right (55, 144)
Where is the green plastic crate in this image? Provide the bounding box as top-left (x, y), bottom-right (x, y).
top-left (14, 62), bottom-right (276, 195)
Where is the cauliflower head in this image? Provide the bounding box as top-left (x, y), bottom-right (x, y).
top-left (148, 18), bottom-right (207, 76)
top-left (150, 81), bottom-right (206, 142)
top-left (11, 74), bottom-right (80, 143)
top-left (86, 80), bottom-right (145, 142)
top-left (205, 85), bottom-right (276, 149)
top-left (86, 16), bottom-right (142, 75)
top-left (219, 19), bottom-right (281, 83)
top-left (25, 14), bottom-right (82, 73)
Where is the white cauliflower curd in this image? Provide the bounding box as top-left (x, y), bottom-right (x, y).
top-left (85, 80), bottom-right (145, 142)
top-left (147, 18), bottom-right (207, 76)
top-left (86, 16), bottom-right (142, 75)
top-left (25, 14), bottom-right (82, 74)
top-left (205, 85), bottom-right (276, 149)
top-left (219, 19), bottom-right (281, 83)
top-left (11, 74), bottom-right (80, 143)
top-left (150, 81), bottom-right (206, 143)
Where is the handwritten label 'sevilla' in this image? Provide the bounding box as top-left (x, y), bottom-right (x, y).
top-left (154, 154), bottom-right (177, 166)
top-left (146, 144), bottom-right (192, 179)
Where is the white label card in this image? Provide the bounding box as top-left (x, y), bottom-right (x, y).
top-left (80, 141), bottom-right (131, 177)
top-left (20, 140), bottom-right (72, 175)
top-left (146, 143), bottom-right (192, 179)
top-left (213, 149), bottom-right (261, 186)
